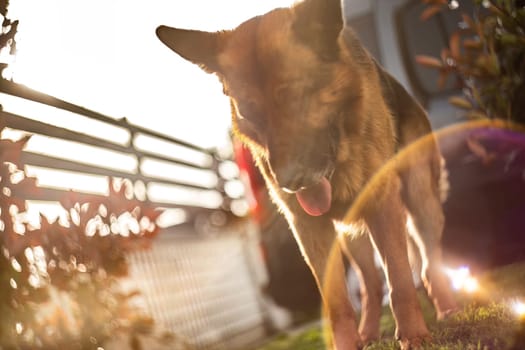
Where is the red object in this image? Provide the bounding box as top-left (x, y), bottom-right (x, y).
top-left (233, 141), bottom-right (266, 222)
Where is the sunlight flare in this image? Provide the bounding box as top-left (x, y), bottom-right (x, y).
top-left (444, 266), bottom-right (479, 294)
top-left (511, 300), bottom-right (525, 319)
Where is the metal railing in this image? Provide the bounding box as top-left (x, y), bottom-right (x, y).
top-left (0, 78), bottom-right (240, 222)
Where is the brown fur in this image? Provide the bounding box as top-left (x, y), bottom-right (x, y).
top-left (156, 1), bottom-right (458, 348)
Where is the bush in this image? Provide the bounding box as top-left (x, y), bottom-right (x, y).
top-left (417, 0), bottom-right (525, 123)
top-left (0, 129), bottom-right (162, 349)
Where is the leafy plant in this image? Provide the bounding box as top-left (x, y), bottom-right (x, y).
top-left (0, 128), bottom-right (163, 349)
top-left (416, 0), bottom-right (525, 123)
top-left (0, 0), bottom-right (18, 76)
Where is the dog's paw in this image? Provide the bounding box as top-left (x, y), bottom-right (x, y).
top-left (329, 336), bottom-right (364, 350)
top-left (331, 330), bottom-right (364, 350)
top-left (397, 334), bottom-right (431, 350)
top-left (396, 325), bottom-right (431, 350)
top-left (359, 329), bottom-right (380, 346)
top-left (437, 306), bottom-right (460, 320)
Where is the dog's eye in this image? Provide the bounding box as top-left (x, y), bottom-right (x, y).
top-left (237, 101), bottom-right (262, 121)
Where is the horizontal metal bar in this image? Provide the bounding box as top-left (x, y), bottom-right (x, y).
top-left (2, 110), bottom-right (129, 154)
top-left (146, 200), bottom-right (218, 214)
top-left (127, 123), bottom-right (214, 155)
top-left (21, 151), bottom-right (136, 178)
top-left (136, 149), bottom-right (213, 170)
top-left (12, 186), bottom-right (213, 215)
top-left (0, 79), bottom-right (212, 154)
top-left (138, 176), bottom-right (217, 191)
top-left (2, 111), bottom-right (214, 171)
top-left (12, 186), bottom-right (109, 205)
top-left (22, 151), bottom-right (217, 191)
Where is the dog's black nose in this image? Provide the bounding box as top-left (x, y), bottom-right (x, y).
top-left (282, 185), bottom-right (305, 194)
top-left (275, 165), bottom-right (304, 193)
top-left (276, 165), bottom-right (317, 194)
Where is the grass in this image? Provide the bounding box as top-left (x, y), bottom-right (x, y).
top-left (255, 262), bottom-right (525, 350)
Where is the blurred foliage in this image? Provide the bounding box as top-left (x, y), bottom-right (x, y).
top-left (416, 0), bottom-right (525, 123)
top-left (0, 0), bottom-right (17, 75)
top-left (1, 0), bottom-right (8, 16)
top-left (0, 128), bottom-right (164, 349)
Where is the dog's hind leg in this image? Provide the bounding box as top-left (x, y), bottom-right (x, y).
top-left (341, 232), bottom-right (383, 344)
top-left (401, 163), bottom-right (458, 319)
top-left (362, 175), bottom-right (430, 349)
top-left (292, 214), bottom-right (362, 350)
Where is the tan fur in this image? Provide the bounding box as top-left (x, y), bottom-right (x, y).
top-left (156, 1), bottom-right (458, 349)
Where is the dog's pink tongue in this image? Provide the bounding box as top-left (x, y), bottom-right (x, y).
top-left (296, 177), bottom-right (332, 216)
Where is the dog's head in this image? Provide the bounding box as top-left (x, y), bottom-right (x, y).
top-left (156, 0), bottom-right (363, 216)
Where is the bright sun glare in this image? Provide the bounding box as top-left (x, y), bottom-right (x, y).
top-left (1, 0), bottom-right (297, 225)
top-left (444, 266), bottom-right (479, 294)
top-left (512, 300), bottom-right (525, 319)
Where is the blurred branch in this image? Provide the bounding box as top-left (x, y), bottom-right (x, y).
top-left (418, 0), bottom-right (525, 123)
top-left (0, 0), bottom-right (16, 76)
top-left (0, 0), bottom-right (9, 17)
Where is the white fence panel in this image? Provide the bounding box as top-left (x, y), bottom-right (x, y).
top-left (128, 221), bottom-right (269, 350)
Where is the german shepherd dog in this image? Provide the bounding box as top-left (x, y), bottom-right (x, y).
top-left (156, 0), bottom-right (458, 348)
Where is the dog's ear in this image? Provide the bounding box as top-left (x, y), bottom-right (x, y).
top-left (156, 25), bottom-right (222, 73)
top-left (292, 0), bottom-right (344, 61)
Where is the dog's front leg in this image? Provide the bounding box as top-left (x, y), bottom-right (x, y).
top-left (292, 214), bottom-right (362, 350)
top-left (362, 176), bottom-right (430, 350)
top-left (401, 163), bottom-right (458, 319)
top-left (341, 233), bottom-right (383, 344)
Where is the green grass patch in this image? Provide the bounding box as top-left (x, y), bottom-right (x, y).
top-left (255, 262), bottom-right (525, 350)
top-left (256, 328), bottom-right (326, 350)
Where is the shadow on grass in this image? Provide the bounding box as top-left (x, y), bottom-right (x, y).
top-left (255, 262), bottom-right (525, 350)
